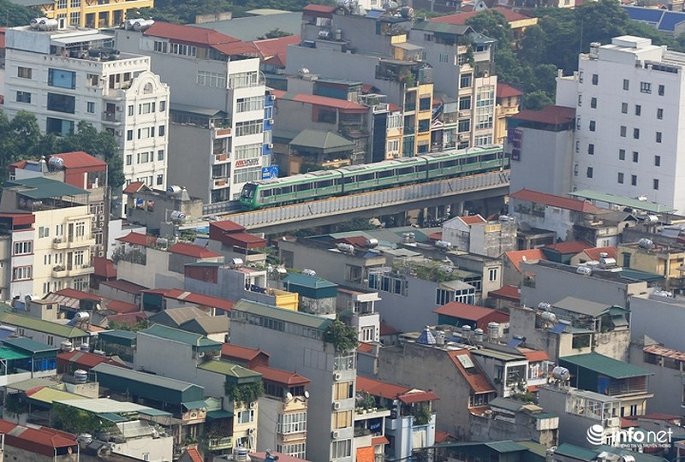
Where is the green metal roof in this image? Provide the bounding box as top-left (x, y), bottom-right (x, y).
top-left (206, 409), bottom-right (233, 420)
top-left (99, 330), bottom-right (137, 346)
top-left (4, 177), bottom-right (89, 200)
top-left (198, 360), bottom-right (262, 382)
top-left (618, 268), bottom-right (664, 283)
top-left (3, 337), bottom-right (58, 354)
top-left (91, 363), bottom-right (204, 397)
top-left (282, 273), bottom-right (337, 289)
top-left (554, 443), bottom-right (597, 461)
top-left (560, 352), bottom-right (652, 379)
top-left (0, 312), bottom-right (88, 338)
top-left (0, 346), bottom-right (30, 360)
top-left (290, 129), bottom-right (354, 153)
top-left (141, 324), bottom-right (222, 349)
top-left (182, 400), bottom-right (208, 410)
top-left (570, 190), bottom-right (676, 213)
top-left (138, 408), bottom-right (173, 417)
top-left (233, 300), bottom-right (333, 330)
top-left (99, 412), bottom-right (129, 423)
top-left (484, 441), bottom-right (527, 453)
top-left (515, 441), bottom-right (548, 458)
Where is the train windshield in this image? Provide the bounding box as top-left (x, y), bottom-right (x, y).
top-left (241, 183), bottom-right (257, 199)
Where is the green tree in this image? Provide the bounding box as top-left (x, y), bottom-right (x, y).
top-left (0, 0), bottom-right (40, 26)
top-left (258, 28), bottom-right (293, 39)
top-left (324, 320), bottom-right (358, 353)
top-left (522, 90), bottom-right (553, 110)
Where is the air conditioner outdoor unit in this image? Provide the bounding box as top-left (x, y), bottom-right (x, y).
top-left (249, 401), bottom-right (257, 409)
top-left (267, 143), bottom-right (273, 149)
top-left (333, 402), bottom-right (341, 410)
top-left (331, 431), bottom-right (340, 439)
top-left (333, 372), bottom-right (342, 381)
top-left (268, 118), bottom-right (274, 124)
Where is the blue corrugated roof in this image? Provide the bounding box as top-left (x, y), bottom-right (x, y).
top-left (623, 6), bottom-right (665, 24)
top-left (658, 11), bottom-right (685, 31)
top-left (366, 9), bottom-right (384, 18)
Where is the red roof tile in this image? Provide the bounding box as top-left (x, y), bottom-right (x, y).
top-left (285, 93), bottom-right (368, 112)
top-left (519, 348), bottom-right (549, 362)
top-left (0, 419), bottom-right (77, 457)
top-left (163, 289), bottom-right (235, 311)
top-left (380, 321), bottom-right (400, 336)
top-left (116, 232), bottom-right (158, 247)
top-left (184, 446), bottom-right (204, 462)
top-left (104, 299), bottom-right (139, 314)
top-left (54, 288), bottom-right (101, 301)
top-left (544, 240), bottom-right (592, 254)
top-left (122, 181), bottom-right (148, 194)
top-left (253, 34), bottom-right (300, 67)
top-left (224, 232), bottom-right (267, 248)
top-left (434, 431), bottom-right (454, 443)
top-left (428, 231), bottom-right (442, 241)
top-left (512, 105), bottom-right (576, 125)
top-left (210, 220), bottom-right (245, 232)
top-left (106, 312), bottom-right (147, 326)
top-left (398, 389), bottom-right (439, 404)
top-left (356, 376), bottom-right (409, 399)
top-left (511, 188), bottom-right (601, 213)
top-left (168, 242), bottom-right (221, 258)
top-left (582, 246), bottom-right (618, 261)
top-left (144, 21), bottom-right (241, 46)
top-left (459, 214), bottom-right (486, 225)
top-left (358, 342), bottom-right (374, 353)
top-left (100, 279), bottom-right (148, 294)
top-left (303, 3), bottom-right (337, 13)
top-left (253, 365), bottom-right (310, 386)
top-left (50, 152), bottom-right (106, 169)
top-left (57, 350), bottom-right (128, 369)
top-left (447, 349), bottom-right (495, 394)
top-left (0, 28), bottom-right (5, 50)
top-left (8, 159), bottom-right (27, 170)
top-left (92, 257), bottom-right (117, 279)
top-left (644, 344), bottom-right (685, 361)
top-left (504, 248), bottom-right (545, 272)
top-left (488, 285), bottom-right (520, 302)
top-left (221, 343), bottom-right (269, 362)
top-left (434, 302), bottom-right (507, 322)
top-left (432, 6), bottom-right (533, 25)
top-left (372, 436), bottom-right (390, 446)
top-left (214, 40), bottom-right (260, 57)
top-left (497, 83), bottom-right (523, 99)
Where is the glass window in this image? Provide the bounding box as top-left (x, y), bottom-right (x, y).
top-left (16, 91), bottom-right (31, 103)
top-left (48, 69), bottom-right (76, 89)
top-left (590, 97), bottom-right (597, 109)
top-left (618, 172), bottom-right (624, 184)
top-left (657, 108), bottom-right (663, 119)
top-left (47, 93), bottom-right (76, 113)
top-left (655, 155), bottom-right (661, 166)
top-left (17, 67), bottom-right (32, 79)
top-left (619, 149), bottom-right (625, 161)
top-left (632, 175), bottom-right (637, 186)
top-left (587, 167), bottom-right (593, 178)
top-left (633, 151), bottom-right (639, 163)
top-left (654, 179), bottom-right (659, 190)
top-left (591, 74), bottom-right (598, 85)
top-left (87, 102), bottom-right (95, 113)
top-left (621, 102), bottom-right (628, 114)
top-left (635, 104), bottom-right (641, 116)
top-left (656, 132), bottom-right (662, 143)
top-left (588, 144), bottom-right (594, 155)
top-left (658, 84), bottom-right (665, 96)
top-left (623, 79), bottom-right (629, 90)
top-left (640, 82), bottom-right (652, 93)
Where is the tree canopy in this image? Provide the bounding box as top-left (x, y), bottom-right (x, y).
top-left (0, 111), bottom-right (125, 188)
top-left (0, 0), bottom-right (40, 26)
top-left (464, 0), bottom-right (685, 108)
top-left (138, 0), bottom-right (333, 23)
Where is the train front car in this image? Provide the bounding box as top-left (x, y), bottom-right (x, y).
top-left (239, 182), bottom-right (260, 209)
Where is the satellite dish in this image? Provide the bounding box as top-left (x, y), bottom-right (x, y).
top-left (304, 390), bottom-right (310, 399)
top-left (286, 392), bottom-right (293, 400)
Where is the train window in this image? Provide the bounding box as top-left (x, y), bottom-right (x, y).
top-left (398, 167), bottom-right (414, 175)
top-left (279, 186), bottom-right (293, 195)
top-left (316, 180), bottom-right (333, 188)
top-left (344, 176), bottom-right (356, 184)
top-left (358, 173), bottom-right (374, 182)
top-left (378, 170), bottom-right (394, 178)
top-left (261, 189), bottom-right (273, 198)
top-left (465, 156), bottom-right (478, 164)
top-left (417, 164), bottom-right (428, 172)
top-left (480, 154), bottom-right (497, 162)
top-left (441, 160), bottom-right (458, 168)
top-left (334, 178), bottom-right (342, 185)
top-left (296, 183), bottom-right (312, 192)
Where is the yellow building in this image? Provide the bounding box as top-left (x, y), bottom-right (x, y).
top-left (618, 241), bottom-right (685, 291)
top-left (495, 82), bottom-right (522, 144)
top-left (37, 0), bottom-right (153, 29)
top-left (0, 177), bottom-right (95, 300)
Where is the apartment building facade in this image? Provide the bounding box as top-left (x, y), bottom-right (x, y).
top-left (556, 35), bottom-right (685, 212)
top-left (25, 0), bottom-right (153, 29)
top-left (115, 22), bottom-right (272, 203)
top-left (3, 24), bottom-right (169, 215)
top-left (230, 300), bottom-right (358, 462)
top-left (0, 178), bottom-right (96, 300)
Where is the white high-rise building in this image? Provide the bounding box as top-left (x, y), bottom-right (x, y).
top-left (115, 22), bottom-right (272, 204)
top-left (3, 22), bottom-right (170, 214)
top-left (557, 35), bottom-right (685, 212)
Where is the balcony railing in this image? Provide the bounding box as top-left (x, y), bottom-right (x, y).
top-left (207, 436), bottom-right (232, 450)
top-left (103, 112), bottom-right (120, 123)
top-left (52, 264), bottom-right (95, 278)
top-left (53, 236), bottom-right (96, 250)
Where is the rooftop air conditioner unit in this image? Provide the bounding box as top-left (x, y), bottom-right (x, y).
top-left (333, 402), bottom-right (341, 410)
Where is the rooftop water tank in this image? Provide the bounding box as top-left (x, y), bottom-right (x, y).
top-left (73, 369), bottom-right (88, 384)
top-left (551, 366), bottom-right (570, 382)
